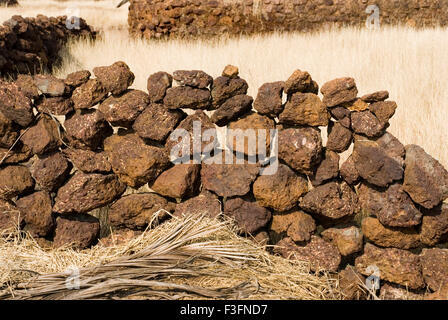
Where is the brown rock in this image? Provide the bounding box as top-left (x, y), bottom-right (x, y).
top-left (211, 94), bottom-right (253, 126)
top-left (16, 191), bottom-right (54, 237)
top-left (109, 193), bottom-right (175, 230)
top-left (0, 110), bottom-right (19, 148)
top-left (361, 217), bottom-right (420, 249)
top-left (420, 248), bottom-right (448, 292)
top-left (104, 133), bottom-right (170, 188)
top-left (33, 75), bottom-right (68, 97)
top-left (355, 243), bottom-right (424, 289)
top-left (54, 214), bottom-right (100, 249)
top-left (21, 116), bottom-right (61, 156)
top-left (326, 121), bottom-right (352, 153)
top-left (279, 92), bottom-right (329, 127)
top-left (253, 81), bottom-right (284, 118)
top-left (63, 149), bottom-right (111, 173)
top-left (338, 266), bottom-right (367, 300)
top-left (284, 70), bottom-right (314, 95)
top-left (420, 204), bottom-right (448, 246)
top-left (340, 155), bottom-right (360, 185)
top-left (0, 143), bottom-right (32, 164)
top-left (310, 150), bottom-right (339, 186)
top-left (224, 197), bottom-right (271, 235)
top-left (369, 101), bottom-right (397, 124)
top-left (358, 183), bottom-right (422, 228)
top-left (351, 111), bottom-right (386, 137)
top-left (0, 199), bottom-right (23, 232)
top-left (64, 110), bottom-right (113, 150)
top-left (147, 71), bottom-right (172, 103)
top-left (270, 210), bottom-right (316, 243)
top-left (31, 152), bottom-right (72, 191)
top-left (53, 172), bottom-right (126, 214)
top-left (300, 181), bottom-right (357, 222)
top-left (211, 76), bottom-right (248, 107)
top-left (275, 236), bottom-right (341, 272)
top-left (252, 230), bottom-right (270, 246)
top-left (174, 190), bottom-right (221, 218)
top-left (133, 103), bottom-right (184, 143)
top-left (98, 89), bottom-right (149, 127)
top-left (379, 283), bottom-right (424, 300)
top-left (322, 226), bottom-right (363, 256)
top-left (71, 79), bottom-right (108, 110)
top-left (361, 91), bottom-right (389, 103)
top-left (253, 163), bottom-right (308, 212)
top-left (64, 70), bottom-right (91, 87)
top-left (222, 65), bottom-right (239, 78)
top-left (35, 96), bottom-right (74, 116)
top-left (164, 86), bottom-right (211, 110)
top-left (329, 106), bottom-right (351, 128)
top-left (321, 77), bottom-right (358, 107)
top-left (93, 61), bottom-right (135, 95)
top-left (278, 127), bottom-right (323, 175)
top-left (0, 165), bottom-right (34, 199)
top-left (151, 164), bottom-right (201, 200)
top-left (173, 70), bottom-right (213, 89)
top-left (15, 75), bottom-right (39, 99)
top-left (99, 229), bottom-right (142, 247)
top-left (403, 144), bottom-right (448, 209)
top-left (0, 82), bottom-right (34, 127)
top-left (345, 99), bottom-right (369, 112)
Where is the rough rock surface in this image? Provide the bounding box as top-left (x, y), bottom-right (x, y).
top-left (164, 86), bottom-right (211, 110)
top-left (321, 226), bottom-right (363, 256)
top-left (33, 75), bottom-right (68, 97)
top-left (151, 164), bottom-right (201, 200)
top-left (16, 191), bottom-right (54, 237)
top-left (224, 197), bottom-right (272, 234)
top-left (54, 214), bottom-right (100, 249)
top-left (0, 165), bottom-right (34, 199)
top-left (326, 121), bottom-right (352, 153)
top-left (174, 191), bottom-right (221, 218)
top-left (351, 110), bottom-right (386, 137)
top-left (0, 199), bottom-right (23, 232)
top-left (253, 81), bottom-right (284, 118)
top-left (31, 152), bottom-right (71, 191)
top-left (0, 82), bottom-right (34, 127)
top-left (279, 92), bottom-right (329, 126)
top-left (147, 71), bottom-right (172, 103)
top-left (64, 70), bottom-right (91, 88)
top-left (321, 77), bottom-right (357, 107)
top-left (211, 94), bottom-right (253, 126)
top-left (369, 101), bottom-right (397, 124)
top-left (35, 96), bottom-right (74, 116)
top-left (361, 91), bottom-right (389, 103)
top-left (420, 248), bottom-right (448, 292)
top-left (284, 70), bottom-right (315, 95)
top-left (71, 79), bottom-right (108, 110)
top-left (211, 76), bottom-right (248, 107)
top-left (63, 149), bottom-right (111, 174)
top-left (338, 266), bottom-right (367, 300)
top-left (173, 70), bottom-right (213, 89)
top-left (0, 110), bottom-right (19, 148)
top-left (21, 116), bottom-right (61, 155)
top-left (310, 150), bottom-right (339, 186)
top-left (420, 204), bottom-right (448, 246)
top-left (269, 210), bottom-right (316, 243)
top-left (93, 61), bottom-right (135, 95)
top-left (340, 156), bottom-right (360, 185)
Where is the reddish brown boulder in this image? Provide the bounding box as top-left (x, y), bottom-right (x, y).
top-left (224, 197), bottom-right (272, 235)
top-left (222, 65), bottom-right (239, 78)
top-left (379, 283), bottom-right (424, 300)
top-left (358, 183), bottom-right (422, 228)
top-left (279, 93), bottom-right (329, 127)
top-left (71, 79), bottom-right (108, 110)
top-left (344, 99), bottom-right (369, 112)
top-left (329, 106), bottom-right (351, 128)
top-left (0, 82), bottom-right (34, 127)
top-left (0, 199), bottom-right (23, 232)
top-left (275, 236), bottom-right (341, 272)
top-left (108, 193), bottom-right (175, 230)
top-left (403, 144), bottom-right (448, 209)
top-left (321, 226), bottom-right (363, 256)
top-left (35, 96), bottom-right (74, 116)
top-left (174, 190), bottom-right (221, 218)
top-left (253, 81), bottom-right (284, 118)
top-left (16, 191), bottom-right (54, 237)
top-left (93, 61), bottom-right (135, 95)
top-left (269, 210), bottom-right (316, 243)
top-left (351, 111), bottom-right (386, 137)
top-left (326, 121), bottom-right (352, 153)
top-left (173, 70), bottom-right (213, 89)
top-left (54, 214), bottom-right (100, 249)
top-left (321, 77), bottom-right (358, 107)
top-left (53, 172), bottom-right (126, 214)
top-left (0, 165), bottom-right (34, 199)
top-left (338, 266), bottom-right (367, 300)
top-left (310, 150), bottom-right (339, 186)
top-left (278, 127), bottom-right (323, 175)
top-left (420, 204), bottom-right (448, 246)
top-left (21, 116), bottom-right (61, 156)
top-left (0, 110), bottom-right (19, 148)
top-left (98, 89), bottom-right (149, 127)
top-left (104, 133), bottom-right (170, 188)
top-left (211, 76), bottom-right (248, 107)
top-left (420, 248), bottom-right (448, 292)
top-left (151, 164), bottom-right (201, 200)
top-left (133, 103), bottom-right (184, 143)
top-left (33, 75), bottom-right (68, 97)
top-left (211, 94), bottom-right (253, 126)
top-left (253, 163), bottom-right (308, 212)
top-left (0, 143), bottom-right (32, 164)
top-left (147, 71), bottom-right (172, 103)
top-left (64, 110), bottom-right (113, 150)
top-left (64, 70), bottom-right (91, 88)
top-left (340, 156), bottom-right (360, 185)
top-left (164, 86), bottom-right (211, 110)
top-left (361, 91), bottom-right (389, 103)
top-left (63, 149), bottom-right (111, 173)
top-left (284, 70), bottom-right (315, 95)
top-left (300, 181), bottom-right (357, 222)
top-left (369, 101), bottom-right (397, 124)
top-left (31, 152), bottom-right (71, 191)
top-left (361, 217), bottom-right (420, 249)
top-left (15, 75), bottom-right (39, 100)
top-left (355, 243), bottom-right (424, 289)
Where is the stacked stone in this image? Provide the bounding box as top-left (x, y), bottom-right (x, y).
top-left (0, 15), bottom-right (97, 78)
top-left (129, 0), bottom-right (448, 40)
top-left (1, 62), bottom-right (448, 299)
top-left (0, 0), bottom-right (18, 6)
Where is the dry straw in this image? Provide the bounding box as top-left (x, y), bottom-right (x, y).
top-left (0, 213), bottom-right (348, 300)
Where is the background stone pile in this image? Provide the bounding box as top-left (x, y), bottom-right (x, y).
top-left (1, 61), bottom-right (448, 300)
top-left (0, 15), bottom-right (96, 78)
top-left (0, 0), bottom-right (18, 7)
top-left (129, 0), bottom-right (448, 39)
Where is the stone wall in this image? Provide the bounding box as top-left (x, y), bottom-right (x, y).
top-left (1, 61), bottom-right (448, 299)
top-left (128, 0), bottom-right (448, 39)
top-left (0, 15), bottom-right (96, 79)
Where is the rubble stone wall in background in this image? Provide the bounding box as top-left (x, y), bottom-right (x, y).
top-left (129, 0), bottom-right (448, 39)
top-left (0, 15), bottom-right (97, 79)
top-left (1, 60), bottom-right (448, 300)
